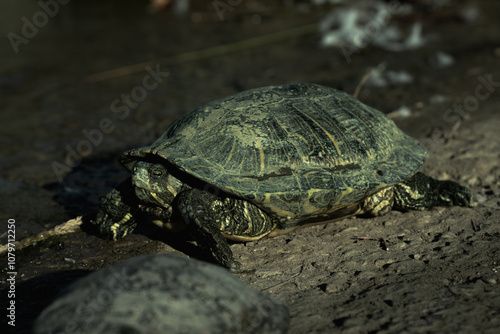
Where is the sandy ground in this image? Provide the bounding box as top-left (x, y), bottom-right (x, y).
top-left (1, 1), bottom-right (499, 333)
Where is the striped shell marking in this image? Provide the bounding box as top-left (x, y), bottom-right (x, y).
top-left (121, 83), bottom-right (426, 223)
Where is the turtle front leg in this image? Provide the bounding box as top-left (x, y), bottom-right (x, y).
top-left (175, 187), bottom-right (276, 270)
top-left (393, 172), bottom-right (471, 210)
top-left (92, 177), bottom-right (139, 240)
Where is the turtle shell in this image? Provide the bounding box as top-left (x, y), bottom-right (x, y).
top-left (121, 83), bottom-right (426, 223)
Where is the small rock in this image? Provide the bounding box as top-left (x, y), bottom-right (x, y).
top-left (473, 193), bottom-right (487, 205)
top-left (321, 272), bottom-right (350, 293)
top-left (462, 175), bottom-right (480, 187)
top-left (481, 277), bottom-right (497, 285)
top-left (387, 105), bottom-right (412, 119)
top-left (374, 258), bottom-right (395, 268)
top-left (482, 174), bottom-right (496, 186)
top-left (34, 254), bottom-right (289, 334)
top-left (412, 254), bottom-right (423, 260)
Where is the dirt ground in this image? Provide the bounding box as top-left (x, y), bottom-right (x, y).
top-left (1, 1), bottom-right (499, 333)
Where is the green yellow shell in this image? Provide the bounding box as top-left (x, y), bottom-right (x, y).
top-left (121, 83), bottom-right (426, 224)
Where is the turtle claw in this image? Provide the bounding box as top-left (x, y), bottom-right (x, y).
top-left (92, 178), bottom-right (138, 240)
top-left (207, 243), bottom-right (240, 271)
top-left (439, 182), bottom-right (471, 207)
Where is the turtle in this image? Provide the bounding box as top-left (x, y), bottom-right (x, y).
top-left (92, 82), bottom-right (471, 270)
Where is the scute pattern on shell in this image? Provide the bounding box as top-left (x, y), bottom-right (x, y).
top-left (121, 83), bottom-right (426, 222)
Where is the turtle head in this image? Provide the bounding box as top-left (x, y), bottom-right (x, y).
top-left (131, 160), bottom-right (182, 209)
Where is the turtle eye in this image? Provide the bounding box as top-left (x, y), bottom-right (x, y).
top-left (150, 165), bottom-right (166, 178)
top-left (152, 169), bottom-right (163, 176)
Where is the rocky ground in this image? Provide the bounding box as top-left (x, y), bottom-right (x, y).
top-left (1, 1), bottom-right (499, 333)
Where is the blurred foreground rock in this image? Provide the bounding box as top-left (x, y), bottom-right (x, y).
top-left (34, 254), bottom-right (289, 334)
